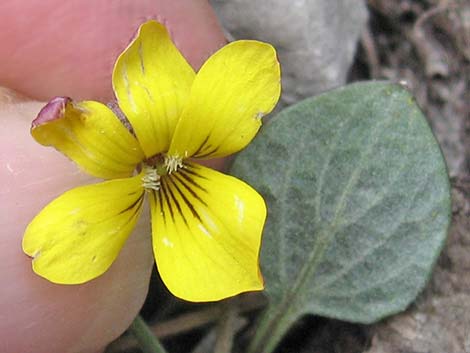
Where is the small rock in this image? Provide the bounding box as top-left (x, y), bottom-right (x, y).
top-left (210, 0), bottom-right (368, 105)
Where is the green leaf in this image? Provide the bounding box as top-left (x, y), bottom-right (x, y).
top-left (230, 82), bottom-right (451, 353)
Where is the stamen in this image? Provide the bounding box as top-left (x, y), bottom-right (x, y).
top-left (165, 155), bottom-right (183, 174)
top-left (142, 165), bottom-right (160, 191)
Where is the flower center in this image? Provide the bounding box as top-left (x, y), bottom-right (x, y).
top-left (142, 165), bottom-right (160, 191)
top-left (165, 155), bottom-right (183, 174)
top-left (141, 154), bottom-right (184, 191)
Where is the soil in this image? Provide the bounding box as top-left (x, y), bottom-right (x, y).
top-left (357, 1), bottom-right (469, 352)
top-left (106, 1), bottom-right (469, 352)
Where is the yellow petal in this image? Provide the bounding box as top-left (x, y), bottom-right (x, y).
top-left (22, 175), bottom-right (145, 284)
top-left (32, 97), bottom-right (144, 179)
top-left (168, 40), bottom-right (281, 160)
top-left (150, 162), bottom-right (265, 302)
top-left (113, 20), bottom-right (196, 157)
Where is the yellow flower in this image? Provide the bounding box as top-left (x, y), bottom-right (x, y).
top-left (22, 20), bottom-right (280, 302)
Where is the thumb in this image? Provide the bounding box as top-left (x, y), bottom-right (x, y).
top-left (0, 89), bottom-right (154, 353)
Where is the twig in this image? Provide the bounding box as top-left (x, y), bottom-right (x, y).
top-left (154, 305), bottom-right (223, 338)
top-left (213, 300), bottom-right (239, 353)
top-left (361, 24), bottom-right (381, 78)
top-left (410, 2), bottom-right (453, 77)
top-left (106, 294), bottom-right (266, 353)
top-left (414, 2), bottom-right (450, 31)
top-left (153, 293), bottom-right (265, 338)
top-left (191, 328), bottom-right (218, 353)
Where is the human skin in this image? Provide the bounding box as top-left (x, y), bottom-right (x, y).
top-left (0, 1), bottom-right (225, 353)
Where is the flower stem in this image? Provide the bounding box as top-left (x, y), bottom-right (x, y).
top-left (129, 315), bottom-right (169, 353)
